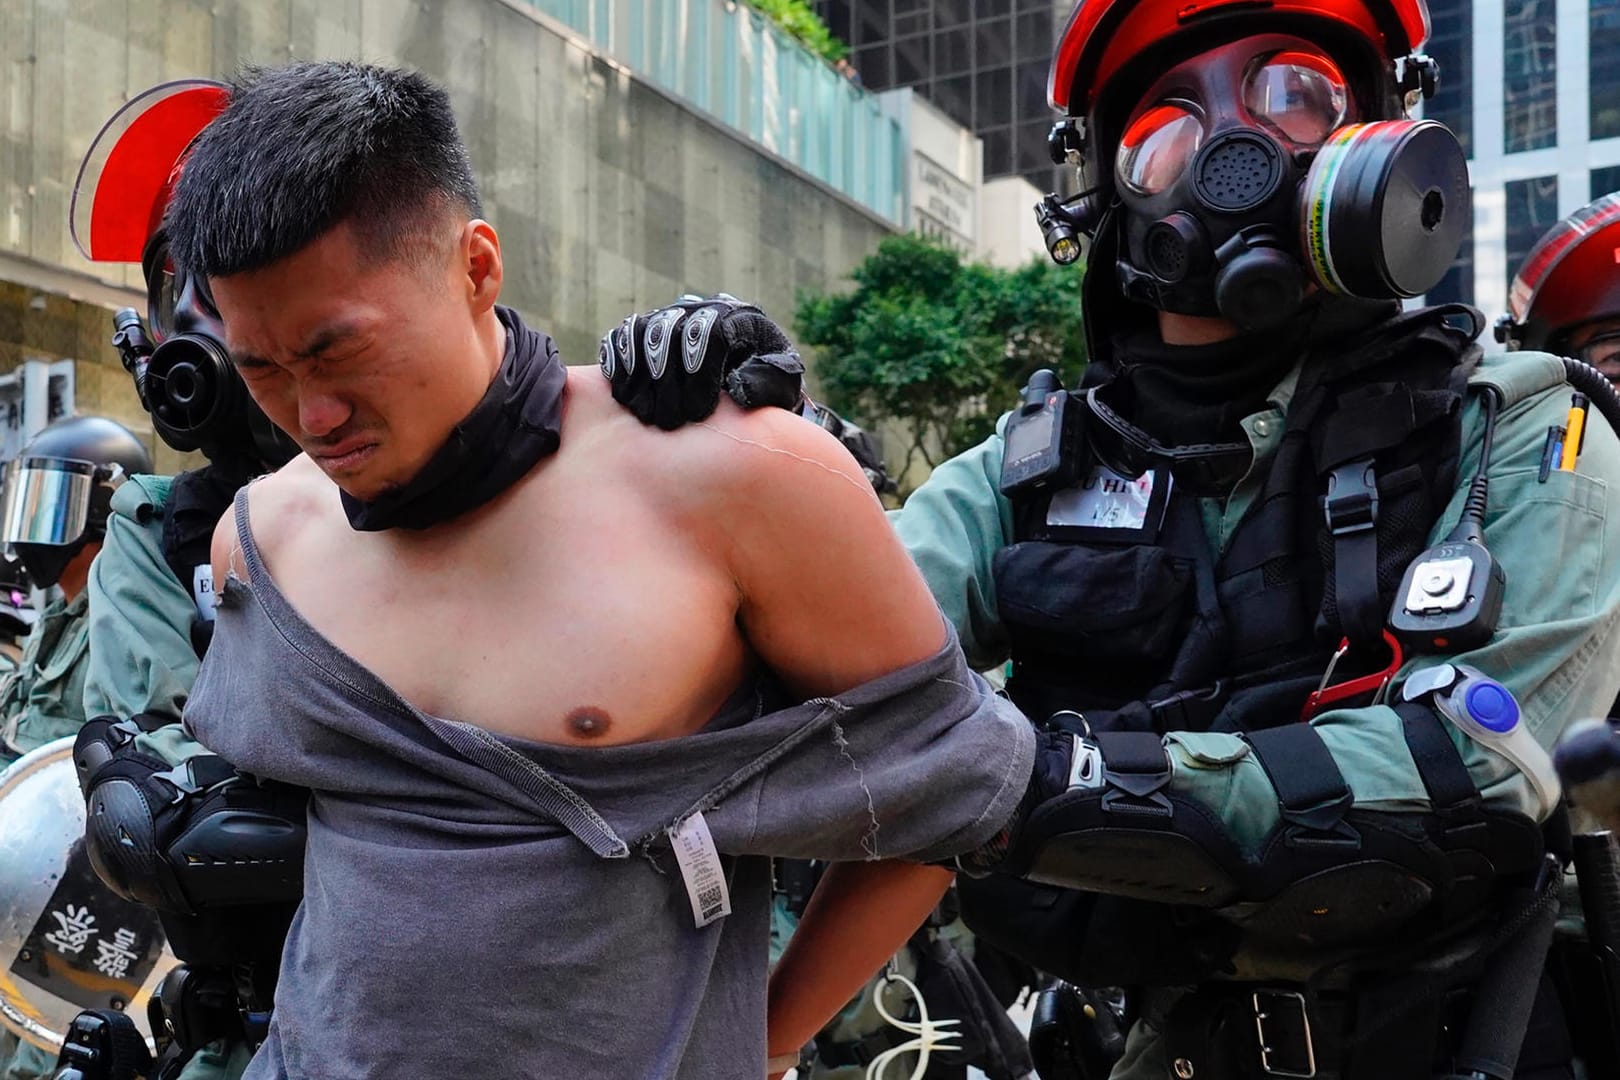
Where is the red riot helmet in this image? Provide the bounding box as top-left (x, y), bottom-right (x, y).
top-left (70, 80), bottom-right (229, 265)
top-left (1049, 0), bottom-right (1431, 123)
top-left (1496, 193), bottom-right (1620, 357)
top-left (69, 81), bottom-right (296, 470)
top-left (1036, 0), bottom-right (1462, 334)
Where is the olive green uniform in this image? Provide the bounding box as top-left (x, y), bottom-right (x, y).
top-left (0, 592), bottom-right (90, 764)
top-left (890, 350), bottom-right (1620, 1078)
top-left (78, 475), bottom-right (243, 1080)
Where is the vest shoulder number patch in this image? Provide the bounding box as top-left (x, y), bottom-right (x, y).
top-left (1047, 465), bottom-right (1167, 532)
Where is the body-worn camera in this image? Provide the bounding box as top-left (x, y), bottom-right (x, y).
top-left (1001, 369), bottom-right (1084, 496)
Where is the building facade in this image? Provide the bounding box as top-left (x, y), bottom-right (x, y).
top-left (3, 0), bottom-right (911, 472)
top-left (1424, 0), bottom-right (1620, 328)
top-left (813, 0), bottom-right (1069, 192)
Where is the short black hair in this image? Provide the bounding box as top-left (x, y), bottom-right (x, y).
top-left (166, 61), bottom-right (483, 278)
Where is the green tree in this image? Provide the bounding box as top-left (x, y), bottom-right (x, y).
top-left (795, 233), bottom-right (1086, 489)
top-left (746, 0), bottom-right (848, 63)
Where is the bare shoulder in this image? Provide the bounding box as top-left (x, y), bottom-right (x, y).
top-left (208, 455), bottom-right (335, 579)
top-left (563, 368), bottom-right (877, 518)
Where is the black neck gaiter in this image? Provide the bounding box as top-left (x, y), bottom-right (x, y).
top-left (1098, 296), bottom-right (1401, 446)
top-left (342, 306), bottom-right (567, 532)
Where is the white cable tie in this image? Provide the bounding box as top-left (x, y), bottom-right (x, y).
top-left (865, 968), bottom-right (962, 1080)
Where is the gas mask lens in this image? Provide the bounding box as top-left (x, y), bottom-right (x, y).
top-left (1117, 103), bottom-right (1204, 196)
top-left (1243, 50), bottom-right (1348, 146)
top-left (143, 236), bottom-right (180, 343)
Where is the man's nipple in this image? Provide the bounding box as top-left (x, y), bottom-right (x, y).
top-left (566, 706), bottom-right (612, 739)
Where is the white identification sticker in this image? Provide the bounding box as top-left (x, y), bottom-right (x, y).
top-left (193, 565), bottom-right (216, 622)
top-left (669, 811), bottom-right (731, 928)
top-left (1047, 466), bottom-right (1162, 530)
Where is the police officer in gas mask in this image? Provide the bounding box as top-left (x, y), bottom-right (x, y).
top-left (598, 1), bottom-right (1620, 1076)
top-left (41, 81), bottom-right (305, 1080)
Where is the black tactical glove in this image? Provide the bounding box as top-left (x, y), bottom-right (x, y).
top-left (599, 293), bottom-right (805, 429)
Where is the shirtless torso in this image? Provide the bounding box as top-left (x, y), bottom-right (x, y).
top-left (215, 366), bottom-right (943, 747)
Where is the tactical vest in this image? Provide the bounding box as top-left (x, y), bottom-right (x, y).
top-left (995, 307), bottom-right (1479, 737)
top-left (966, 309), bottom-right (1499, 990)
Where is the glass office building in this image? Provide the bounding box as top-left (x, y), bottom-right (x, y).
top-left (808, 0), bottom-right (1620, 325)
top-left (1423, 0), bottom-right (1620, 331)
top-left (814, 0), bottom-right (1068, 190)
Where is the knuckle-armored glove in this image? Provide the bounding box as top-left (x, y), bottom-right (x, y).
top-left (74, 715), bottom-right (308, 915)
top-left (599, 293), bottom-right (805, 430)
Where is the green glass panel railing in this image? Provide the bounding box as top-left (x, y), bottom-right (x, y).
top-left (524, 0), bottom-right (904, 223)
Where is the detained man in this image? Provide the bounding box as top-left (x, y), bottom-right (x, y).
top-left (160, 62), bottom-right (1034, 1079)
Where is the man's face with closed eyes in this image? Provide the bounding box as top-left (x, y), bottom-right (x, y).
top-left (208, 215), bottom-right (504, 501)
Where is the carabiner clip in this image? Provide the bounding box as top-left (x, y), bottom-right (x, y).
top-left (1300, 629), bottom-right (1404, 722)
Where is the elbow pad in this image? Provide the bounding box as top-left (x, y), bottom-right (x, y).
top-left (74, 716), bottom-right (308, 915)
top-left (983, 720), bottom-right (1545, 944)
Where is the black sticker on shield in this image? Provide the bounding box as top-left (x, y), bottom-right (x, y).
top-left (8, 838), bottom-right (164, 1013)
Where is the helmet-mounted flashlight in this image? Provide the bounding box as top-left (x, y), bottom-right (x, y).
top-left (1036, 194), bottom-right (1088, 266)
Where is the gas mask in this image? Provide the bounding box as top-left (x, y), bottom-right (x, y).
top-left (119, 231), bottom-right (296, 470)
top-left (1112, 35), bottom-right (1468, 330)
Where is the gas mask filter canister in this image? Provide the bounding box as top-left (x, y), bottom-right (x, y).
top-left (1299, 119), bottom-right (1471, 301)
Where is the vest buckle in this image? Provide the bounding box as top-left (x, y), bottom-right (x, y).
top-left (1323, 458), bottom-right (1379, 535)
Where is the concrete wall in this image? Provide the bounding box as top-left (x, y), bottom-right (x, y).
top-left (978, 175), bottom-right (1049, 271)
top-left (0, 0), bottom-right (896, 452)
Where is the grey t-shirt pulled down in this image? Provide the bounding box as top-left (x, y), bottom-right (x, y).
top-left (183, 491), bottom-right (1036, 1080)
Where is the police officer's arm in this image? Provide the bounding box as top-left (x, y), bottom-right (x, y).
top-left (1175, 375), bottom-right (1620, 840)
top-left (985, 375), bottom-right (1620, 908)
top-left (82, 478), bottom-right (208, 766)
top-left (74, 483), bottom-right (307, 915)
top-left (887, 420), bottom-right (1017, 672)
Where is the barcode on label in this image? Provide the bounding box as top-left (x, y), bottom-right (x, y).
top-left (669, 811), bottom-right (732, 929)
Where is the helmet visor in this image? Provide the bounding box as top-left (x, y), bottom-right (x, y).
top-left (1244, 50), bottom-right (1349, 145)
top-left (0, 459), bottom-right (95, 547)
top-left (1117, 102), bottom-right (1204, 195)
top-left (69, 80), bottom-right (229, 264)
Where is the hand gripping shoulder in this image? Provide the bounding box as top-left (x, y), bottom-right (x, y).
top-left (598, 294), bottom-right (805, 429)
top-left (75, 716), bottom-right (308, 915)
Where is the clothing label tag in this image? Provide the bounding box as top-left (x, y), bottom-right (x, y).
top-left (1047, 466), bottom-right (1163, 530)
top-left (193, 565), bottom-right (216, 622)
top-left (669, 811), bottom-right (731, 929)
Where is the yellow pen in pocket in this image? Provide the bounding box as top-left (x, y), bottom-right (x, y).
top-left (1559, 392), bottom-right (1589, 471)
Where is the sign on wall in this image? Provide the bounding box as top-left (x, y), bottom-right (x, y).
top-left (912, 153), bottom-right (976, 253)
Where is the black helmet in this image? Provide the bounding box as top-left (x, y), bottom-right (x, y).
top-left (1, 416), bottom-right (152, 587)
